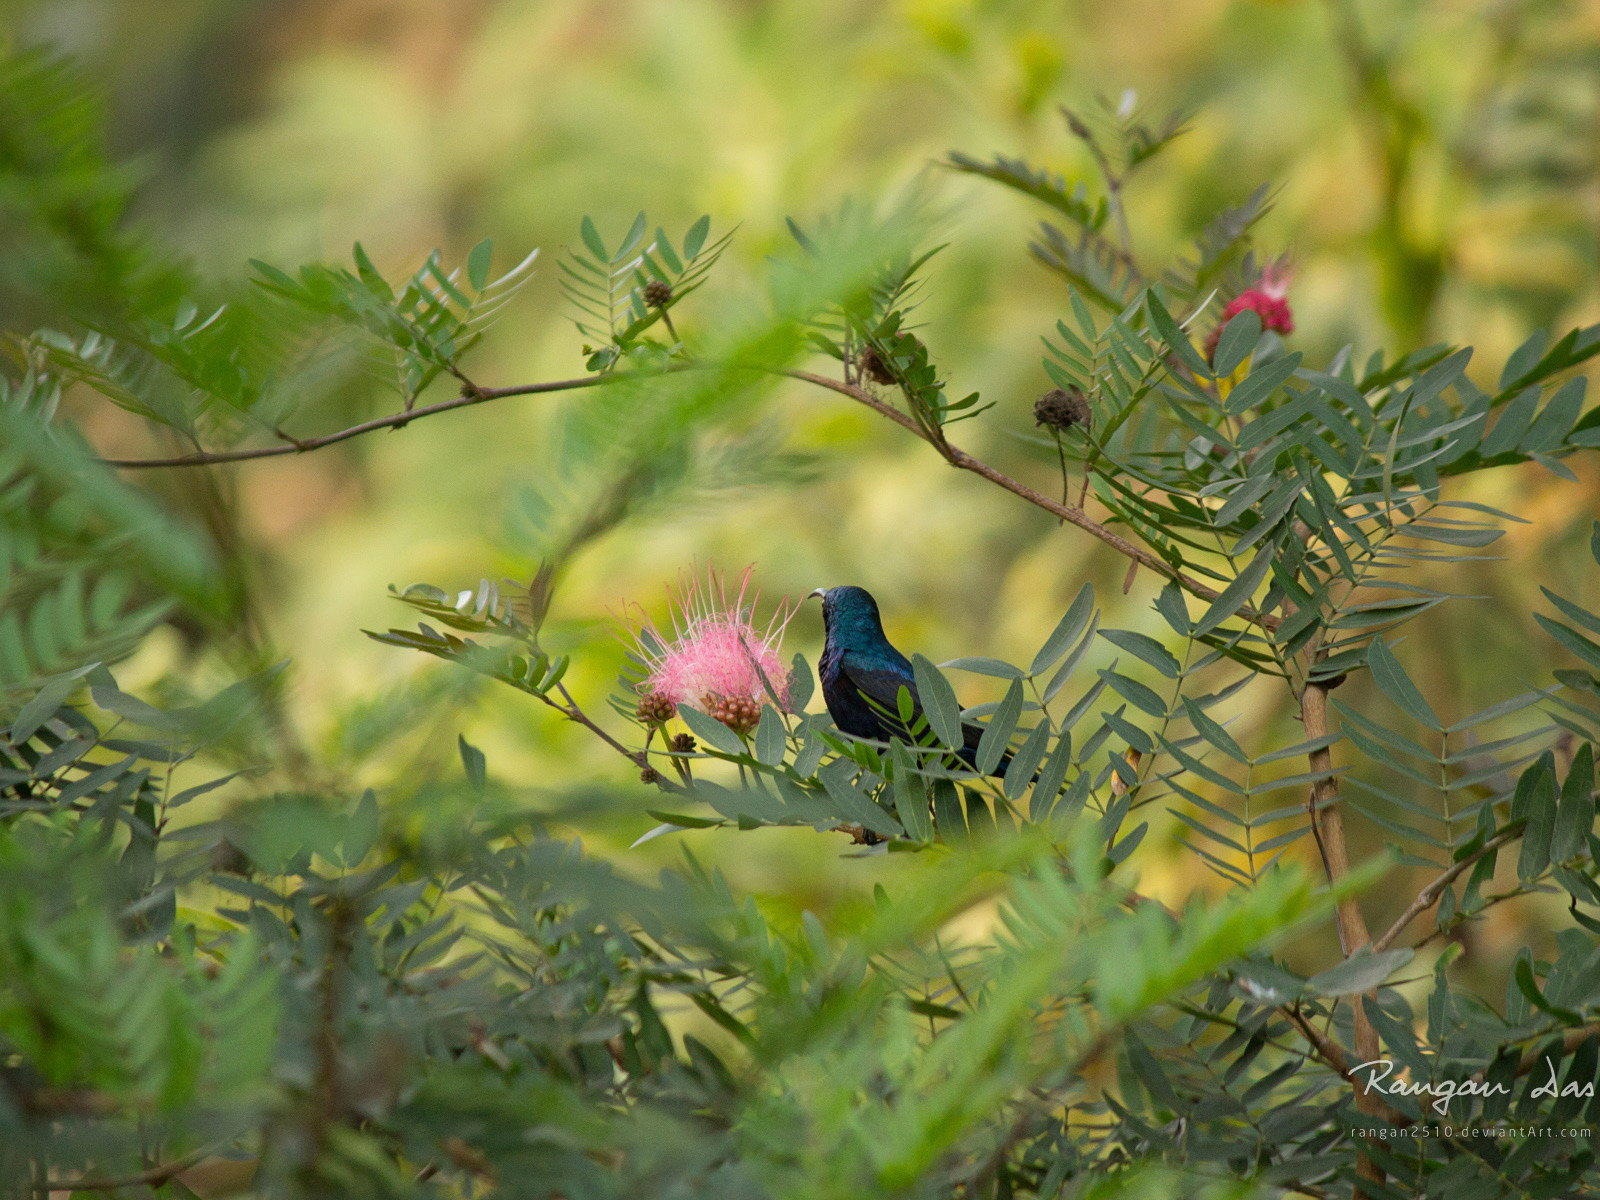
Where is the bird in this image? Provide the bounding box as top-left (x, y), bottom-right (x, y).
top-left (810, 585), bottom-right (1009, 776)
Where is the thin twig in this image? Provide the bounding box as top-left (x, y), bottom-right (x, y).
top-left (100, 373), bottom-right (633, 469)
top-left (1502, 1022), bottom-right (1600, 1081)
top-left (37, 1146), bottom-right (212, 1193)
top-left (1281, 1004), bottom-right (1408, 1128)
top-left (1371, 821), bottom-right (1524, 953)
top-left (546, 682), bottom-right (649, 770)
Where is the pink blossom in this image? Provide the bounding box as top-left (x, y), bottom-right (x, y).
top-left (630, 567), bottom-right (794, 728)
top-left (1207, 259), bottom-right (1294, 361)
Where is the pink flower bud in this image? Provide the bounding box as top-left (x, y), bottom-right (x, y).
top-left (1206, 260), bottom-right (1294, 362)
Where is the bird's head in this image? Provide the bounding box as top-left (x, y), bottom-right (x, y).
top-left (808, 585), bottom-right (886, 642)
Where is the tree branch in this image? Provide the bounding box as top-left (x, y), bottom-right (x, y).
top-left (782, 369), bottom-right (1282, 631)
top-left (98, 356), bottom-right (1282, 635)
top-left (1302, 678), bottom-right (1370, 956)
top-left (35, 1147), bottom-right (212, 1194)
top-left (544, 683), bottom-right (651, 775)
top-left (1371, 821), bottom-right (1525, 953)
top-left (1506, 1022), bottom-right (1600, 1080)
top-left (1298, 672), bottom-right (1383, 1199)
top-left (1281, 1004), bottom-right (1408, 1128)
top-left (99, 373), bottom-right (629, 469)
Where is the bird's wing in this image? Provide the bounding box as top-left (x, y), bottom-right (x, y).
top-left (842, 661), bottom-right (994, 764)
top-left (838, 662), bottom-right (923, 737)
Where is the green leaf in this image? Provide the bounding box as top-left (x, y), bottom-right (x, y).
top-left (1500, 329), bottom-right (1550, 391)
top-left (1043, 608), bottom-right (1101, 704)
top-left (352, 241), bottom-right (390, 296)
top-left (1153, 583), bottom-right (1191, 636)
top-left (704, 782), bottom-right (786, 826)
top-left (890, 743), bottom-right (934, 842)
top-left (684, 214), bottom-right (711, 259)
top-left (1536, 613), bottom-right (1600, 672)
top-left (1099, 669), bottom-right (1167, 719)
top-left (1304, 948), bottom-right (1413, 997)
top-left (618, 212), bottom-right (648, 258)
top-left (9, 663), bottom-right (97, 744)
top-left (1210, 308), bottom-right (1261, 376)
top-left (1541, 586), bottom-right (1600, 641)
top-left (1514, 955), bottom-right (1583, 1025)
top-left (1223, 352), bottom-right (1301, 416)
top-left (677, 705), bottom-right (748, 756)
top-left (1366, 639), bottom-right (1440, 728)
top-left (0, 408), bottom-right (227, 618)
top-left (1522, 375), bottom-right (1586, 454)
top-left (1181, 700), bottom-right (1247, 764)
top-left (942, 656), bottom-right (1024, 680)
top-left (788, 653), bottom-right (814, 712)
top-left (1552, 744), bottom-right (1596, 863)
top-left (458, 735), bottom-right (487, 790)
top-left (976, 679), bottom-right (1024, 775)
top-left (1098, 629), bottom-right (1181, 679)
top-left (1003, 721), bottom-right (1050, 801)
top-left (1145, 291), bottom-right (1209, 376)
top-left (466, 238), bottom-right (494, 290)
top-left (1030, 730), bottom-right (1074, 820)
top-left (1030, 584), bottom-right (1096, 677)
top-left (932, 778), bottom-right (966, 838)
top-left (579, 215), bottom-right (607, 261)
top-left (754, 706), bottom-right (787, 766)
top-left (643, 812), bottom-right (726, 832)
top-left (911, 654), bottom-right (962, 750)
top-left (1192, 550), bottom-right (1272, 637)
top-left (1515, 752), bottom-right (1559, 881)
top-left (818, 761), bottom-right (902, 836)
top-left (634, 813), bottom-right (723, 847)
top-left (946, 152), bottom-right (1107, 231)
top-left (894, 684), bottom-right (916, 724)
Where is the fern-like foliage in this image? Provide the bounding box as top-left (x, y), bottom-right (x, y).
top-left (252, 240), bottom-right (539, 402)
top-left (0, 382), bottom-right (228, 699)
top-left (559, 213), bottom-right (731, 370)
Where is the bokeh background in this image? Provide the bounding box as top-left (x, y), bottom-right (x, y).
top-left (9, 0), bottom-right (1600, 967)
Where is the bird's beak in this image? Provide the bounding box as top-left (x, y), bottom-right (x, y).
top-left (807, 588), bottom-right (826, 601)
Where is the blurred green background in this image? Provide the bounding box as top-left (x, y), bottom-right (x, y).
top-left (9, 0), bottom-right (1599, 954)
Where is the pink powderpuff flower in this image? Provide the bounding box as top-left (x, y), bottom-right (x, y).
top-left (630, 566), bottom-right (795, 734)
top-left (1206, 259), bottom-right (1294, 362)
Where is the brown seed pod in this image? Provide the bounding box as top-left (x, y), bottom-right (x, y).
top-left (635, 691), bottom-right (677, 724)
top-left (670, 732), bottom-right (697, 753)
top-left (639, 766), bottom-right (664, 785)
top-left (1035, 387), bottom-right (1092, 431)
top-left (701, 692), bottom-right (761, 735)
top-left (857, 345), bottom-right (897, 386)
top-left (642, 279), bottom-right (673, 308)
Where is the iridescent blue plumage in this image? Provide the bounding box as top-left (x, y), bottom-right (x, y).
top-left (813, 585), bottom-right (1004, 775)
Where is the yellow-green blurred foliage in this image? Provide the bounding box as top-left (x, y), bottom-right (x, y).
top-left (14, 0), bottom-right (1599, 968)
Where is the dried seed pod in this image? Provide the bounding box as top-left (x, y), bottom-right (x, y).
top-left (1035, 387), bottom-right (1092, 431)
top-left (857, 345), bottom-right (896, 385)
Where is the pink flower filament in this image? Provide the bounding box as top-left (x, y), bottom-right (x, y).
top-left (635, 567), bottom-right (793, 714)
